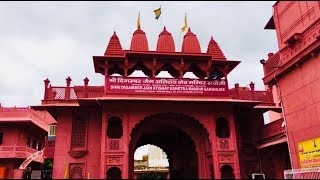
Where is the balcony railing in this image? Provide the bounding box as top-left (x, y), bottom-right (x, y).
top-left (260, 118), bottom-right (285, 140)
top-left (43, 77), bottom-right (104, 101)
top-left (0, 107), bottom-right (49, 131)
top-left (229, 87), bottom-right (274, 104)
top-left (217, 138), bottom-right (233, 151)
top-left (106, 138), bottom-right (123, 151)
top-left (0, 146), bottom-right (42, 163)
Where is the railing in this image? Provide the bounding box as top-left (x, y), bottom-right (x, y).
top-left (260, 118), bottom-right (285, 140)
top-left (106, 138), bottom-right (123, 151)
top-left (0, 146), bottom-right (42, 162)
top-left (264, 52), bottom-right (280, 75)
top-left (43, 77), bottom-right (104, 100)
top-left (217, 138), bottom-right (233, 151)
top-left (229, 87), bottom-right (274, 104)
top-left (0, 107), bottom-right (49, 131)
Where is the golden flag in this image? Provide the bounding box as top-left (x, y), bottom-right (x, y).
top-left (181, 13), bottom-right (188, 32)
top-left (137, 11), bottom-right (141, 29)
top-left (154, 7), bottom-right (161, 20)
top-left (64, 161), bottom-right (69, 179)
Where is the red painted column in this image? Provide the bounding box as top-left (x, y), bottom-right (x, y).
top-left (100, 107), bottom-right (107, 178)
top-left (228, 112), bottom-right (241, 178)
top-left (210, 114), bottom-right (220, 179)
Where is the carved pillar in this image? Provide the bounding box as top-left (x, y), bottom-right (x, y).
top-left (152, 58), bottom-right (157, 78)
top-left (104, 61), bottom-right (109, 93)
top-left (249, 82), bottom-right (255, 100)
top-left (206, 60), bottom-right (212, 78)
top-left (223, 65), bottom-right (229, 80)
top-left (44, 78), bottom-right (50, 100)
top-left (124, 58), bottom-right (128, 77)
top-left (180, 58), bottom-right (185, 78)
top-left (84, 77), bottom-right (89, 98)
top-left (228, 112), bottom-right (241, 178)
top-left (65, 77), bottom-right (71, 100)
top-left (122, 113), bottom-right (129, 179)
top-left (209, 113), bottom-right (220, 179)
top-left (100, 108), bottom-right (107, 178)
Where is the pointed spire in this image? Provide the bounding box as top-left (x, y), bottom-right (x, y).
top-left (137, 11), bottom-right (141, 30)
top-left (207, 35), bottom-right (226, 60)
top-left (104, 31), bottom-right (124, 56)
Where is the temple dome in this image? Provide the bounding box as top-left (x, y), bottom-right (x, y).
top-left (104, 31), bottom-right (124, 56)
top-left (156, 26), bottom-right (175, 52)
top-left (130, 28), bottom-right (149, 51)
top-left (181, 28), bottom-right (201, 53)
top-left (207, 36), bottom-right (226, 60)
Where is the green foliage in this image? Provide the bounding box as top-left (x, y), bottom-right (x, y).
top-left (42, 160), bottom-right (53, 170)
top-left (137, 172), bottom-right (166, 179)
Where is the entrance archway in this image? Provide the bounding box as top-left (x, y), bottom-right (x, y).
top-left (129, 113), bottom-right (213, 179)
top-left (106, 167), bottom-right (122, 179)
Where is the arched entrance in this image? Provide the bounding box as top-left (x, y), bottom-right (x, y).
top-left (106, 167), bottom-right (122, 179)
top-left (129, 113), bottom-right (213, 179)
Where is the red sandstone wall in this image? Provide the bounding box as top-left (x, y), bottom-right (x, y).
top-left (52, 109), bottom-right (101, 179)
top-left (278, 54), bottom-right (320, 169)
top-left (273, 1), bottom-right (320, 50)
top-left (0, 125), bottom-right (18, 145)
top-left (0, 124), bottom-right (45, 147)
top-left (0, 159), bottom-right (23, 179)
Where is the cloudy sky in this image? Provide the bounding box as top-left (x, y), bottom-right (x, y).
top-left (0, 1), bottom-right (278, 107)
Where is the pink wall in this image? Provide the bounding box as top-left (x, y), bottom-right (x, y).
top-left (278, 54), bottom-right (320, 169)
top-left (273, 1), bottom-right (320, 50)
top-left (0, 159), bottom-right (23, 179)
top-left (0, 125), bottom-right (18, 145)
top-left (52, 101), bottom-right (246, 178)
top-left (52, 108), bottom-right (102, 179)
top-left (0, 123), bottom-right (45, 148)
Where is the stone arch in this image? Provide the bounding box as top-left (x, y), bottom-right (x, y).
top-left (128, 112), bottom-right (213, 179)
top-left (220, 164), bottom-right (235, 179)
top-left (129, 112), bottom-right (213, 145)
top-left (106, 167), bottom-right (122, 179)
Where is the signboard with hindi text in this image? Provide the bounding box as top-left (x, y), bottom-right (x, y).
top-left (298, 137), bottom-right (320, 168)
top-left (106, 77), bottom-right (229, 96)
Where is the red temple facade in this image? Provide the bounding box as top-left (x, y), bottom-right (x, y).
top-left (262, 0), bottom-right (320, 176)
top-left (31, 20), bottom-right (285, 178)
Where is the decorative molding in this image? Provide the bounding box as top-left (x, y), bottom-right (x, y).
top-left (105, 155), bottom-right (123, 165)
top-left (218, 154), bottom-right (234, 162)
top-left (281, 19), bottom-right (320, 65)
top-left (68, 150), bottom-right (88, 158)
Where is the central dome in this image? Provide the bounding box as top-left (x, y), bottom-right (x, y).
top-left (156, 26), bottom-right (175, 52)
top-left (181, 28), bottom-right (201, 53)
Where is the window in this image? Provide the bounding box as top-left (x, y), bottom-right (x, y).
top-left (216, 117), bottom-right (230, 138)
top-left (0, 132), bottom-right (3, 145)
top-left (26, 137), bottom-right (31, 147)
top-left (32, 140), bottom-right (37, 149)
top-left (38, 143), bottom-right (42, 151)
top-left (107, 117), bottom-right (123, 138)
top-left (49, 125), bottom-right (57, 136)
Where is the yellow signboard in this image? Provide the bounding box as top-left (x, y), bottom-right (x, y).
top-left (298, 137), bottom-right (320, 168)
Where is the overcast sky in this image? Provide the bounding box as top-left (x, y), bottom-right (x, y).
top-left (0, 1), bottom-right (278, 107)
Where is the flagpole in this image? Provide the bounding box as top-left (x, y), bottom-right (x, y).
top-left (160, 5), bottom-right (163, 27)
